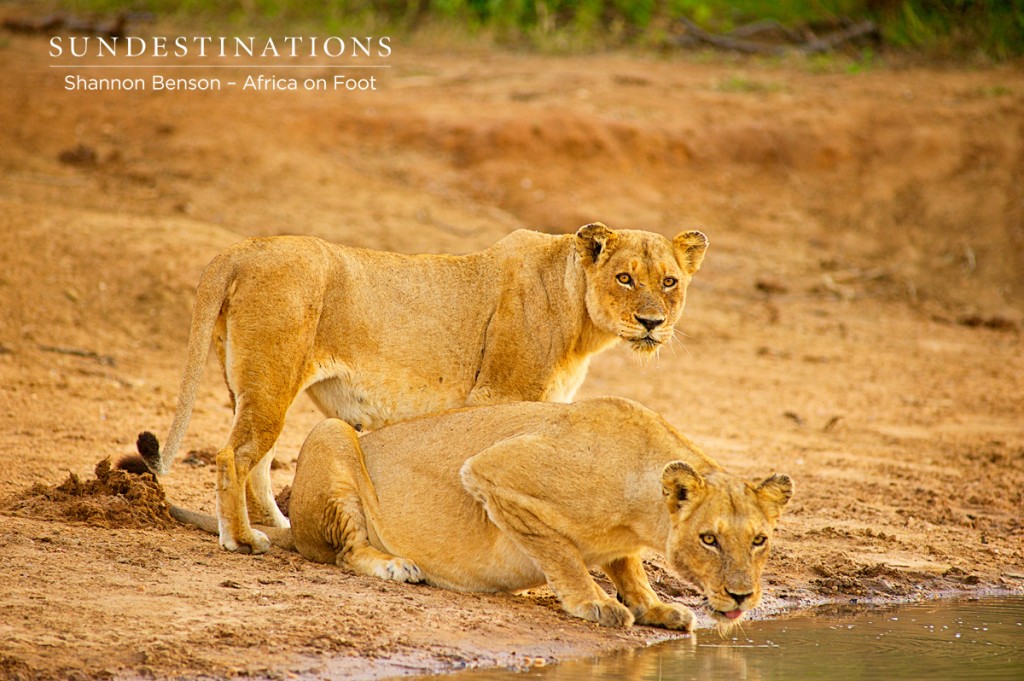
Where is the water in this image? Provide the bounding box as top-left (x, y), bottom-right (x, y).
top-left (425, 596), bottom-right (1024, 681)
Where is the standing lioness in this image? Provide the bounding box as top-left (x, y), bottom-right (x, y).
top-left (138, 223), bottom-right (708, 554)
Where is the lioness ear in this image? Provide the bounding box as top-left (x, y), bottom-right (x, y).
top-left (673, 230), bottom-right (708, 275)
top-left (755, 473), bottom-right (793, 523)
top-left (661, 461), bottom-right (706, 514)
top-left (575, 222), bottom-right (618, 266)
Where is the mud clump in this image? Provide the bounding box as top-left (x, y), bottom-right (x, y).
top-left (275, 485), bottom-right (292, 518)
top-left (0, 653), bottom-right (35, 681)
top-left (2, 458), bottom-right (174, 529)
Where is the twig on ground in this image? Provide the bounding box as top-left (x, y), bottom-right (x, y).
top-left (674, 17), bottom-right (880, 56)
top-left (38, 344), bottom-right (116, 367)
top-left (801, 21), bottom-right (881, 54)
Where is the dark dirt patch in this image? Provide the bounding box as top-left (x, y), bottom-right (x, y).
top-left (0, 654), bottom-right (37, 681)
top-left (2, 458), bottom-right (174, 529)
top-left (182, 447), bottom-right (216, 466)
top-left (275, 484), bottom-right (292, 518)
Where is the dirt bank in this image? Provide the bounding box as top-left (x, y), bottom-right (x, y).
top-left (1, 19), bottom-right (1022, 680)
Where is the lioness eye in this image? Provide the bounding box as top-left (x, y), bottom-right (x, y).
top-left (663, 277), bottom-right (677, 288)
top-left (752, 535), bottom-right (767, 547)
top-left (700, 533), bottom-right (717, 547)
top-left (616, 273), bottom-right (633, 286)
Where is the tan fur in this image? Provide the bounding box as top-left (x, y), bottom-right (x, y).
top-left (140, 224), bottom-right (708, 554)
top-left (171, 398), bottom-right (792, 630)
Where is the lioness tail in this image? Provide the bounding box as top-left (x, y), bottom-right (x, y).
top-left (136, 252), bottom-right (237, 476)
top-left (168, 505), bottom-right (296, 551)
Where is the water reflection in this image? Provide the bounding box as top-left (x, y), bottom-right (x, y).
top-left (423, 596), bottom-right (1024, 681)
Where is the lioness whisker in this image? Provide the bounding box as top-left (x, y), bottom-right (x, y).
top-left (668, 332), bottom-right (692, 360)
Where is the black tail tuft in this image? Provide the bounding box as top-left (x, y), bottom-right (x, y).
top-left (116, 453), bottom-right (151, 476)
top-left (136, 431), bottom-right (161, 471)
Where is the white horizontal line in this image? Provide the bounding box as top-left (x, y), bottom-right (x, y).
top-left (49, 64), bottom-right (391, 69)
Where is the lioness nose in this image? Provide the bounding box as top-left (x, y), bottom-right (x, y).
top-left (726, 590), bottom-right (753, 606)
top-left (635, 315), bottom-right (665, 331)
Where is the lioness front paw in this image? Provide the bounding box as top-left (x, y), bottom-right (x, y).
top-left (637, 603), bottom-right (695, 632)
top-left (568, 598), bottom-right (635, 628)
top-left (220, 528), bottom-right (271, 555)
top-left (373, 557), bottom-right (424, 584)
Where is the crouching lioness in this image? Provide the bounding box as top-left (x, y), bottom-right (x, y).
top-left (166, 397), bottom-right (792, 630)
top-left (136, 223), bottom-right (708, 556)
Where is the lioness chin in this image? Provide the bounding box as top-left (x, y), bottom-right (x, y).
top-left (154, 397), bottom-right (791, 631)
top-left (136, 223), bottom-right (708, 555)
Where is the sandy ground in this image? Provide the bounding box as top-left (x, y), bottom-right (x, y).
top-left (1, 13), bottom-right (1023, 680)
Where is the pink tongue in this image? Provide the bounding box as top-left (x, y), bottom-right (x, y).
top-left (724, 609), bottom-right (744, 620)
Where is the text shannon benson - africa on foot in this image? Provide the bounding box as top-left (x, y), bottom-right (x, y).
top-left (63, 74), bottom-right (378, 92)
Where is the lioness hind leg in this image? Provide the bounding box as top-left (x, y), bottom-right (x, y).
top-left (215, 444), bottom-right (271, 554)
top-left (461, 442), bottom-right (633, 628)
top-left (603, 555), bottom-right (694, 631)
top-left (342, 542), bottom-right (423, 584)
top-left (216, 334), bottom-right (317, 552)
top-left (216, 395), bottom-right (294, 554)
top-left (294, 419), bottom-right (423, 584)
top-left (245, 445), bottom-right (290, 528)
top-left (324, 493), bottom-right (423, 584)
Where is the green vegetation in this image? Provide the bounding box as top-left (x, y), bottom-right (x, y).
top-left (56, 1), bottom-right (1024, 59)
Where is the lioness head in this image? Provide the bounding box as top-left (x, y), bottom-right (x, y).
top-left (661, 462), bottom-right (793, 626)
top-left (575, 223), bottom-right (708, 355)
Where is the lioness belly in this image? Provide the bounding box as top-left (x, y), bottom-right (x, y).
top-left (305, 363), bottom-right (468, 431)
top-left (360, 411), bottom-right (554, 593)
top-left (371, 505), bottom-right (546, 593)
